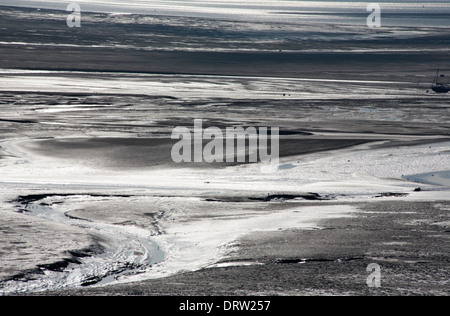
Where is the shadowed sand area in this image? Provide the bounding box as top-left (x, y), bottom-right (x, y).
top-left (18, 137), bottom-right (373, 169)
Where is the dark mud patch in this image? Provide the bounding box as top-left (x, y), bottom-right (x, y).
top-left (12, 193), bottom-right (133, 206)
top-left (375, 192), bottom-right (409, 198)
top-left (249, 193), bottom-right (325, 202)
top-left (0, 118), bottom-right (37, 124)
top-left (203, 192), bottom-right (327, 203)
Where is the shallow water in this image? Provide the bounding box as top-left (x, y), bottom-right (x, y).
top-left (404, 170), bottom-right (450, 187)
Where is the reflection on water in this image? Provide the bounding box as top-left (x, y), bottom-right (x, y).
top-left (404, 170), bottom-right (450, 187)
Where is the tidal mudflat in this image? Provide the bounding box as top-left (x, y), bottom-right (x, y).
top-left (0, 3), bottom-right (449, 296)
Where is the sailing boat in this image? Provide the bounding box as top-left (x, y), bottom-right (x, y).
top-left (431, 67), bottom-right (450, 93)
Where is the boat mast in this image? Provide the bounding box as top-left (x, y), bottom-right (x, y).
top-left (434, 67), bottom-right (440, 84)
